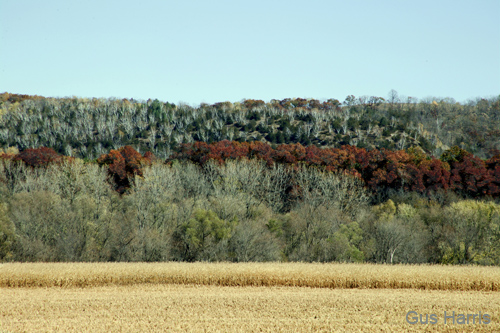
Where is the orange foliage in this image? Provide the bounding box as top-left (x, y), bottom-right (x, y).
top-left (98, 146), bottom-right (154, 193)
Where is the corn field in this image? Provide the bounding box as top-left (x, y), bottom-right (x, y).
top-left (1, 263), bottom-right (499, 332)
top-left (1, 262), bottom-right (499, 291)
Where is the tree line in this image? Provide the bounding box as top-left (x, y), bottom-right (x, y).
top-left (1, 143), bottom-right (499, 264)
top-left (4, 142), bottom-right (500, 199)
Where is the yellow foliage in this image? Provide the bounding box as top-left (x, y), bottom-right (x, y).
top-left (5, 146), bottom-right (19, 155)
top-left (447, 200), bottom-right (500, 221)
top-left (372, 199), bottom-right (396, 221)
top-left (396, 203), bottom-right (418, 220)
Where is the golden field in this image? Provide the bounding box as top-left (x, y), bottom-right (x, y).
top-left (0, 263), bottom-right (499, 332)
top-left (1, 262), bottom-right (499, 290)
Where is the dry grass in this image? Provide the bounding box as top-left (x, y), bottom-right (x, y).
top-left (1, 262), bottom-right (499, 291)
top-left (0, 285), bottom-right (498, 332)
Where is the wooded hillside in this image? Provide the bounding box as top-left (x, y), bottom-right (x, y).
top-left (1, 92), bottom-right (499, 265)
top-left (2, 92), bottom-right (499, 160)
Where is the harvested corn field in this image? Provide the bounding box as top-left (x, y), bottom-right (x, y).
top-left (1, 263), bottom-right (499, 332)
top-left (0, 285), bottom-right (498, 332)
top-left (1, 262), bottom-right (499, 291)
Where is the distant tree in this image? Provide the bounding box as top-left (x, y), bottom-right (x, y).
top-left (14, 147), bottom-right (62, 168)
top-left (440, 146), bottom-right (470, 164)
top-left (97, 146), bottom-right (153, 193)
top-left (243, 99), bottom-right (265, 110)
top-left (171, 209), bottom-right (236, 261)
top-left (229, 221), bottom-right (281, 262)
top-left (388, 89), bottom-right (398, 102)
top-left (440, 200), bottom-right (500, 264)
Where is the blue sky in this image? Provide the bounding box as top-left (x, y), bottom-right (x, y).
top-left (1, 0), bottom-right (499, 105)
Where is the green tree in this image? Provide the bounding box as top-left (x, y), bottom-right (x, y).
top-left (172, 209), bottom-right (236, 261)
top-left (328, 222), bottom-right (365, 262)
top-left (441, 200), bottom-right (500, 265)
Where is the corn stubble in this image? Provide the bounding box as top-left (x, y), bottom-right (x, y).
top-left (0, 285), bottom-right (498, 332)
top-left (1, 263), bottom-right (499, 332)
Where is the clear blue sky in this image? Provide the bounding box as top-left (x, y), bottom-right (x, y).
top-left (1, 0), bottom-right (499, 105)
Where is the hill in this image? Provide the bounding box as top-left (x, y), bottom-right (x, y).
top-left (1, 92), bottom-right (499, 160)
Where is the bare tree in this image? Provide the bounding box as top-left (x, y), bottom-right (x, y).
top-left (388, 89), bottom-right (399, 106)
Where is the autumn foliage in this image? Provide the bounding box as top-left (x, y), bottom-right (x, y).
top-left (3, 142), bottom-right (499, 197)
top-left (169, 140), bottom-right (500, 198)
top-left (13, 147), bottom-right (63, 168)
top-left (445, 147), bottom-right (500, 196)
top-left (97, 146), bottom-right (154, 193)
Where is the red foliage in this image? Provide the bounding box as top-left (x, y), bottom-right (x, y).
top-left (14, 147), bottom-right (62, 168)
top-left (143, 151), bottom-right (156, 163)
top-left (4, 141), bottom-right (498, 198)
top-left (168, 141), bottom-right (500, 198)
top-left (248, 141), bottom-right (274, 166)
top-left (99, 150), bottom-right (127, 181)
top-left (419, 159), bottom-right (450, 192)
top-left (272, 144), bottom-right (306, 164)
top-left (212, 140), bottom-right (250, 162)
top-left (97, 146), bottom-right (153, 193)
top-left (449, 154), bottom-right (497, 196)
top-left (485, 155), bottom-right (500, 195)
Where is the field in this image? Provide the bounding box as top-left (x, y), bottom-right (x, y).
top-left (1, 263), bottom-right (499, 332)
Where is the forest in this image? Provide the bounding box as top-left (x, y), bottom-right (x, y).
top-left (0, 93), bottom-right (499, 265)
top-left (1, 91), bottom-right (499, 159)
